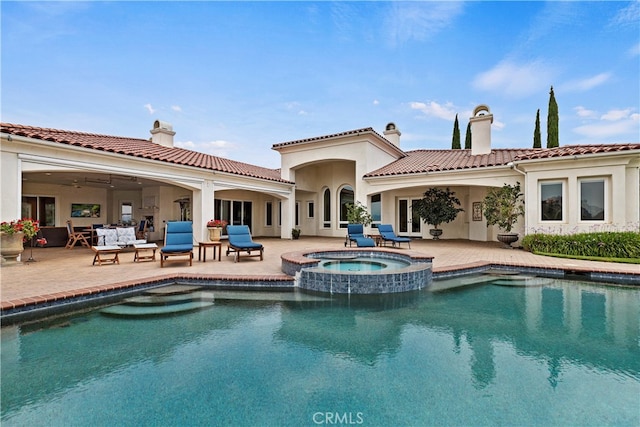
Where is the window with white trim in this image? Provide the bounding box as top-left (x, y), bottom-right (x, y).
top-left (540, 181), bottom-right (564, 221)
top-left (265, 201), bottom-right (273, 227)
top-left (322, 188), bottom-right (331, 228)
top-left (370, 193), bottom-right (381, 228)
top-left (339, 185), bottom-right (354, 228)
top-left (580, 178), bottom-right (605, 221)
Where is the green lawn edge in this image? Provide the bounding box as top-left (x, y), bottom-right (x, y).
top-left (532, 251), bottom-right (640, 264)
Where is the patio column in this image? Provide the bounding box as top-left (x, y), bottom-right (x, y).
top-left (1, 152), bottom-right (21, 222)
top-left (193, 179), bottom-right (215, 242)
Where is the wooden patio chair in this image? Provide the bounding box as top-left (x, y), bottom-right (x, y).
top-left (160, 221), bottom-right (193, 267)
top-left (225, 225), bottom-right (264, 262)
top-left (65, 220), bottom-right (91, 249)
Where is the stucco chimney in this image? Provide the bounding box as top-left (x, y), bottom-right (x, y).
top-left (383, 122), bottom-right (401, 146)
top-left (469, 105), bottom-right (493, 155)
top-left (150, 120), bottom-right (176, 147)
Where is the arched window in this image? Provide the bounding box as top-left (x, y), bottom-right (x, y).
top-left (339, 185), bottom-right (354, 228)
top-left (322, 188), bottom-right (331, 228)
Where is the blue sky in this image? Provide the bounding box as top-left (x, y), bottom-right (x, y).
top-left (2, 1), bottom-right (639, 168)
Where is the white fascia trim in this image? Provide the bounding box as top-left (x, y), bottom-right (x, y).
top-left (213, 179), bottom-right (293, 196)
top-left (18, 153), bottom-right (205, 185)
top-left (363, 164), bottom-right (513, 181)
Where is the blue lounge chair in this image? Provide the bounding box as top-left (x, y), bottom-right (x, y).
top-left (160, 221), bottom-right (193, 267)
top-left (225, 225), bottom-right (264, 262)
top-left (345, 224), bottom-right (375, 247)
top-left (377, 224), bottom-right (411, 248)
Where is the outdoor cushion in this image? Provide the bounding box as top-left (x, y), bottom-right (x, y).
top-left (346, 224), bottom-right (375, 247)
top-left (355, 237), bottom-right (375, 247)
top-left (226, 225), bottom-right (264, 262)
top-left (116, 227), bottom-right (145, 246)
top-left (96, 228), bottom-right (118, 246)
top-left (377, 224), bottom-right (411, 248)
top-left (161, 244), bottom-right (193, 253)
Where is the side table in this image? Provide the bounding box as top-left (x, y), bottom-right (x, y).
top-left (134, 243), bottom-right (158, 262)
top-left (198, 241), bottom-right (222, 262)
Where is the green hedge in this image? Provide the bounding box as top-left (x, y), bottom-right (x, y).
top-left (521, 232), bottom-right (640, 259)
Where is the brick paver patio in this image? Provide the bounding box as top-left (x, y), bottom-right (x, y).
top-left (1, 237), bottom-right (638, 311)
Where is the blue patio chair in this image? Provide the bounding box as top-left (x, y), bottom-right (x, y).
top-left (160, 221), bottom-right (193, 267)
top-left (377, 224), bottom-right (411, 248)
top-left (345, 223), bottom-right (375, 247)
top-left (136, 219), bottom-right (148, 239)
top-left (225, 225), bottom-right (264, 262)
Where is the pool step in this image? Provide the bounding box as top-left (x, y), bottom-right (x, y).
top-left (101, 300), bottom-right (215, 317)
top-left (492, 276), bottom-right (554, 287)
top-left (430, 275), bottom-right (497, 292)
top-left (101, 287), bottom-right (214, 318)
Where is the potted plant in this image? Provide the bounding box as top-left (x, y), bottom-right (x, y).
top-left (0, 218), bottom-right (39, 263)
top-left (346, 201), bottom-right (372, 227)
top-left (482, 182), bottom-right (525, 248)
top-left (206, 219), bottom-right (228, 241)
top-left (411, 187), bottom-right (464, 239)
top-left (291, 228), bottom-right (301, 240)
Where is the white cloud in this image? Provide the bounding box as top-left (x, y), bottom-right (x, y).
top-left (385, 2), bottom-right (463, 46)
top-left (472, 60), bottom-right (554, 98)
top-left (601, 108), bottom-right (634, 121)
top-left (609, 1), bottom-right (640, 27)
top-left (573, 120), bottom-right (639, 139)
top-left (171, 105), bottom-right (182, 112)
top-left (561, 73), bottom-right (611, 92)
top-left (373, 99), bottom-right (380, 106)
top-left (574, 106), bottom-right (597, 118)
top-left (298, 110), bottom-right (308, 116)
top-left (175, 140), bottom-right (195, 149)
top-left (493, 119), bottom-right (506, 131)
top-left (144, 103), bottom-right (155, 114)
top-left (410, 101), bottom-right (457, 121)
top-left (573, 108), bottom-right (640, 139)
top-left (175, 139), bottom-right (235, 158)
top-left (629, 42), bottom-right (640, 57)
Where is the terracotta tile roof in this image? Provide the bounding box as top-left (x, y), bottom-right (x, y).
top-left (1, 123), bottom-right (291, 183)
top-left (273, 127), bottom-right (405, 156)
top-left (514, 143), bottom-right (640, 160)
top-left (364, 149), bottom-right (534, 177)
top-left (365, 143), bottom-right (640, 178)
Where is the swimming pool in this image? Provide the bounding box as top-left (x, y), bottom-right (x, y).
top-left (2, 278), bottom-right (639, 426)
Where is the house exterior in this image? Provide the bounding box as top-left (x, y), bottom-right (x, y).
top-left (2, 105), bottom-right (639, 246)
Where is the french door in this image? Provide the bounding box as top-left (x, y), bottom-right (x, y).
top-left (398, 198), bottom-right (422, 237)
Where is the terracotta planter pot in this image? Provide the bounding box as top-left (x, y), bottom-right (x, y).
top-left (1, 232), bottom-right (25, 264)
top-left (207, 227), bottom-right (222, 241)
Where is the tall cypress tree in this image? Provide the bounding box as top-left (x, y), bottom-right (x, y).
top-left (464, 122), bottom-right (472, 149)
top-left (451, 114), bottom-right (461, 149)
top-left (533, 109), bottom-right (542, 148)
top-left (547, 86), bottom-right (559, 148)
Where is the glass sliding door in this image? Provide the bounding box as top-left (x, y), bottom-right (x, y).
top-left (398, 198), bottom-right (421, 236)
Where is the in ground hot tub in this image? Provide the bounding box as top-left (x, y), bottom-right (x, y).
top-left (281, 249), bottom-right (433, 294)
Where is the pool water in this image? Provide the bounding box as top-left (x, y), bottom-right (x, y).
top-left (319, 257), bottom-right (410, 272)
top-left (2, 279), bottom-right (639, 426)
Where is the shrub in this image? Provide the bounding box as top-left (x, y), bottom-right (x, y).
top-left (522, 231), bottom-right (640, 259)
